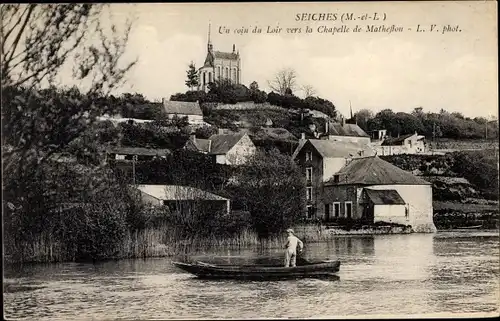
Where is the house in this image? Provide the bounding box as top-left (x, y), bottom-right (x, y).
top-left (323, 156), bottom-right (436, 232)
top-left (320, 118), bottom-right (371, 144)
top-left (131, 184), bottom-right (230, 214)
top-left (292, 138), bottom-right (376, 219)
top-left (162, 99), bottom-right (204, 124)
top-left (184, 131), bottom-right (257, 165)
top-left (236, 127), bottom-right (298, 142)
top-left (106, 147), bottom-right (171, 161)
top-left (377, 132), bottom-right (427, 155)
top-left (368, 129), bottom-right (388, 141)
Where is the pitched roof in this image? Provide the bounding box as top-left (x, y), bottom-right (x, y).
top-left (163, 100), bottom-right (203, 116)
top-left (133, 185), bottom-right (228, 201)
top-left (207, 133), bottom-right (245, 155)
top-left (214, 51), bottom-right (239, 60)
top-left (325, 156), bottom-right (431, 186)
top-left (193, 138), bottom-right (211, 153)
top-left (381, 133), bottom-right (416, 146)
top-left (107, 147), bottom-right (171, 156)
top-left (202, 51), bottom-right (239, 68)
top-left (292, 139), bottom-right (376, 160)
top-left (326, 122), bottom-right (370, 137)
top-left (364, 189), bottom-right (406, 205)
top-left (203, 52), bottom-right (215, 67)
top-left (239, 127), bottom-right (298, 141)
top-left (291, 140), bottom-right (307, 159)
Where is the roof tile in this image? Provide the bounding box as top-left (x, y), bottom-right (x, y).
top-left (364, 189), bottom-right (406, 205)
top-left (325, 156), bottom-right (431, 186)
top-left (163, 101), bottom-right (203, 116)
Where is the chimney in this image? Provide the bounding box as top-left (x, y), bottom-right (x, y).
top-left (218, 128), bottom-right (225, 135)
top-left (325, 121), bottom-right (329, 134)
top-left (162, 98), bottom-right (166, 104)
top-left (341, 116), bottom-right (345, 126)
top-left (190, 134), bottom-right (196, 143)
top-left (301, 133), bottom-right (306, 140)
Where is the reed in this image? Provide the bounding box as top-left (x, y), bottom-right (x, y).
top-left (6, 220), bottom-right (312, 264)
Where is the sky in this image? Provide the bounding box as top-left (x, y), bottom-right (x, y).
top-left (66, 2), bottom-right (498, 118)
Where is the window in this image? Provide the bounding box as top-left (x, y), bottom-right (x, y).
top-left (306, 167), bottom-right (313, 184)
top-left (325, 204), bottom-right (330, 220)
top-left (203, 72), bottom-right (206, 85)
top-left (305, 151), bottom-right (312, 161)
top-left (333, 175), bottom-right (340, 183)
top-left (405, 206), bottom-right (409, 218)
top-left (217, 66), bottom-right (221, 79)
top-left (333, 202), bottom-right (341, 217)
top-left (306, 187), bottom-right (313, 201)
top-left (208, 72), bottom-right (212, 83)
top-left (345, 202), bottom-right (352, 218)
top-left (306, 205), bottom-right (314, 219)
top-left (409, 140), bottom-right (412, 148)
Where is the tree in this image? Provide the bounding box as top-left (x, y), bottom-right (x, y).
top-left (2, 4), bottom-right (136, 259)
top-left (268, 68), bottom-right (297, 95)
top-left (185, 61), bottom-right (199, 91)
top-left (353, 109), bottom-right (373, 131)
top-left (2, 4), bottom-right (136, 177)
top-left (249, 81), bottom-right (259, 92)
top-left (230, 149), bottom-right (305, 238)
top-left (301, 84), bottom-right (316, 98)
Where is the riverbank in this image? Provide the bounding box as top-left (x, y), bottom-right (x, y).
top-left (433, 201), bottom-right (499, 229)
top-left (5, 200), bottom-right (497, 265)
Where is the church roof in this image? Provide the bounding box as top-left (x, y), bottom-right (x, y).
top-left (203, 52), bottom-right (215, 67)
top-left (214, 51), bottom-right (239, 60)
top-left (203, 50), bottom-right (239, 68)
top-left (325, 156), bottom-right (431, 186)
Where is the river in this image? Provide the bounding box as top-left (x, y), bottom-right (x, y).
top-left (3, 230), bottom-right (499, 319)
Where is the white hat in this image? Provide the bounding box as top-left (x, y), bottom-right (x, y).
top-left (286, 228), bottom-right (294, 234)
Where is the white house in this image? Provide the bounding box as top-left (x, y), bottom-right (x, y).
top-left (184, 131), bottom-right (257, 165)
top-left (131, 184), bottom-right (231, 214)
top-left (320, 119), bottom-right (372, 145)
top-left (162, 99), bottom-right (204, 124)
top-left (377, 132), bottom-right (427, 155)
top-left (323, 156), bottom-right (436, 233)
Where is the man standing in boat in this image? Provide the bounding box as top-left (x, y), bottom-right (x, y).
top-left (284, 228), bottom-right (304, 267)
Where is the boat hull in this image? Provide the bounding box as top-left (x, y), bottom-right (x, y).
top-left (173, 260), bottom-right (341, 281)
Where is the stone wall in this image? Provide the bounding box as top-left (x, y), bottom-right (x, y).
top-left (215, 102), bottom-right (286, 111)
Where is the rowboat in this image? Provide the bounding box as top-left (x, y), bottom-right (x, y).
top-left (456, 225), bottom-right (483, 229)
top-left (172, 258), bottom-right (341, 281)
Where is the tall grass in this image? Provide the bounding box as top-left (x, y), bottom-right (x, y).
top-left (4, 225), bottom-right (287, 264)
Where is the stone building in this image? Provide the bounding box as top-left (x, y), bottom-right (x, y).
top-left (320, 118), bottom-right (371, 145)
top-left (162, 99), bottom-right (204, 124)
top-left (378, 132), bottom-right (427, 155)
top-left (132, 184), bottom-right (230, 214)
top-left (292, 138), bottom-right (376, 219)
top-left (323, 156), bottom-right (436, 232)
top-left (184, 130), bottom-right (256, 165)
top-left (198, 24), bottom-right (241, 92)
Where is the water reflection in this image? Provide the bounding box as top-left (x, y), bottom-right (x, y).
top-left (3, 231), bottom-right (499, 319)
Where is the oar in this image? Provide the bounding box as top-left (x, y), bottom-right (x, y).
top-left (296, 251), bottom-right (311, 266)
